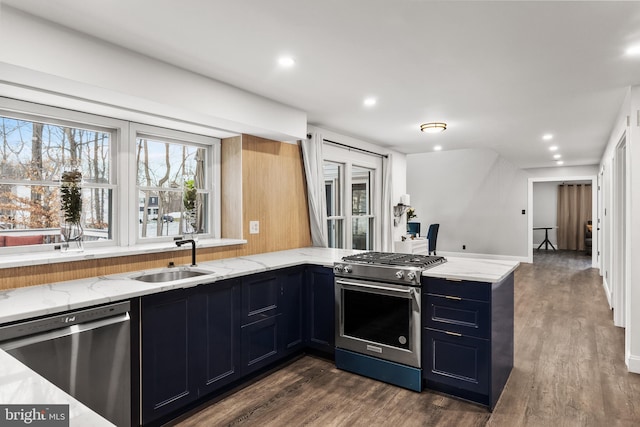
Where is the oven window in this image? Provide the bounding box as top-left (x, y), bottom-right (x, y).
top-left (343, 288), bottom-right (411, 350)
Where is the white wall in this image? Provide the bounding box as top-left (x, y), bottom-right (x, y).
top-left (599, 85), bottom-right (640, 374)
top-left (0, 5), bottom-right (306, 140)
top-left (532, 182), bottom-right (558, 247)
top-left (406, 148), bottom-right (528, 260)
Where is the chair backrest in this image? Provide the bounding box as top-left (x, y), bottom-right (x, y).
top-left (427, 224), bottom-right (439, 254)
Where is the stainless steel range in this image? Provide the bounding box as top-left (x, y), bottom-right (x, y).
top-left (334, 251), bottom-right (446, 392)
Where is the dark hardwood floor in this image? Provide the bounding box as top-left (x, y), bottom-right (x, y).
top-left (174, 251), bottom-right (640, 427)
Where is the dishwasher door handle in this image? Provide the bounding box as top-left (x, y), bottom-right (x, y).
top-left (0, 312), bottom-right (130, 351)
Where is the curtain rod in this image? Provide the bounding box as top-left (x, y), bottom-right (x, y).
top-left (310, 135), bottom-right (388, 158)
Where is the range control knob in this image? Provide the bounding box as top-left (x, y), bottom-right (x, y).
top-left (395, 270), bottom-right (404, 279)
top-left (333, 264), bottom-right (344, 273)
top-left (407, 271), bottom-right (417, 281)
top-left (343, 265), bottom-right (353, 273)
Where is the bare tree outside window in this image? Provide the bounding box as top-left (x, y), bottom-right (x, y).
top-left (136, 135), bottom-right (209, 239)
top-left (0, 115), bottom-right (112, 247)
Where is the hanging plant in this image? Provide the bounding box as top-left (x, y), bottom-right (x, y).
top-left (61, 170), bottom-right (83, 224)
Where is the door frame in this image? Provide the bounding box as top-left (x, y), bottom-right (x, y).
top-left (527, 175), bottom-right (597, 267)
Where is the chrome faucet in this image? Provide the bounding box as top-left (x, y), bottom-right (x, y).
top-left (175, 239), bottom-right (197, 266)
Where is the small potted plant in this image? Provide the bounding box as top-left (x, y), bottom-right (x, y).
top-left (183, 179), bottom-right (198, 238)
top-left (60, 169), bottom-right (84, 251)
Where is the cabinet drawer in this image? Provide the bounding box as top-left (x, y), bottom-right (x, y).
top-left (425, 295), bottom-right (490, 339)
top-left (423, 328), bottom-right (489, 395)
top-left (241, 273), bottom-right (279, 325)
top-left (424, 277), bottom-right (490, 302)
top-left (241, 315), bottom-right (280, 375)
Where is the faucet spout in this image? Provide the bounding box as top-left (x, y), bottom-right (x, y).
top-left (175, 239), bottom-right (197, 266)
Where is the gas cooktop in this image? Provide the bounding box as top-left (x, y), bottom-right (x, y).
top-left (341, 251), bottom-right (446, 269)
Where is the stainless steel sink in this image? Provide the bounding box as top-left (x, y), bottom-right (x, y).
top-left (133, 269), bottom-right (212, 283)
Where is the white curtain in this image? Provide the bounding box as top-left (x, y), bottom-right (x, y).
top-left (301, 133), bottom-right (329, 247)
top-left (381, 154), bottom-right (394, 252)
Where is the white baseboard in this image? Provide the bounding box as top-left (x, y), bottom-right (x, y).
top-left (438, 251), bottom-right (529, 264)
top-left (626, 353), bottom-right (640, 374)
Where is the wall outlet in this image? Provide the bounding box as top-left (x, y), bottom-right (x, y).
top-left (249, 220), bottom-right (259, 234)
top-left (462, 245), bottom-right (466, 250)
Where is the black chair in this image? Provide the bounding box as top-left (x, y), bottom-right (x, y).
top-left (427, 223), bottom-right (439, 255)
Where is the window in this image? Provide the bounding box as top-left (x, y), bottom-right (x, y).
top-left (0, 109), bottom-right (115, 250)
top-left (323, 143), bottom-right (382, 250)
top-left (351, 166), bottom-right (374, 250)
top-left (0, 97), bottom-right (222, 255)
top-left (134, 125), bottom-right (218, 241)
top-left (324, 161), bottom-right (344, 248)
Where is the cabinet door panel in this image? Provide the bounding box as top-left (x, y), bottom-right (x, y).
top-left (141, 290), bottom-right (198, 424)
top-left (423, 328), bottom-right (489, 395)
top-left (242, 273), bottom-right (279, 324)
top-left (425, 295), bottom-right (490, 339)
top-left (241, 315), bottom-right (280, 375)
top-left (280, 267), bottom-right (305, 353)
top-left (306, 266), bottom-right (335, 354)
top-left (199, 279), bottom-right (241, 394)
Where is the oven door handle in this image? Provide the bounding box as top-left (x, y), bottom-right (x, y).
top-left (337, 280), bottom-right (414, 297)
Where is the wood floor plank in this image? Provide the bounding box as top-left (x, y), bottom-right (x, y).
top-left (174, 250), bottom-right (640, 427)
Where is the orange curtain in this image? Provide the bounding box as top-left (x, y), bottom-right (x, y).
top-left (557, 184), bottom-right (592, 250)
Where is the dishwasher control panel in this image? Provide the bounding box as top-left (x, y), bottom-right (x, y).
top-left (0, 301), bottom-right (130, 342)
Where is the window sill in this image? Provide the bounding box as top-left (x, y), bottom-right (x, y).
top-left (0, 238), bottom-right (247, 270)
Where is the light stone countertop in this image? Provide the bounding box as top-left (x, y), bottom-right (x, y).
top-left (0, 247), bottom-right (519, 425)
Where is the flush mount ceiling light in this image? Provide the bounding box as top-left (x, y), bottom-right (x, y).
top-left (278, 56), bottom-right (295, 67)
top-left (363, 97), bottom-right (377, 107)
top-left (549, 146), bottom-right (558, 151)
top-left (556, 160), bottom-right (564, 165)
top-left (420, 122), bottom-right (447, 133)
top-left (553, 154), bottom-right (562, 159)
top-left (433, 145), bottom-right (442, 151)
top-left (542, 134), bottom-right (553, 141)
top-left (626, 45), bottom-right (640, 56)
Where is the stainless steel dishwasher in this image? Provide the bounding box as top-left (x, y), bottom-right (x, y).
top-left (0, 301), bottom-right (131, 427)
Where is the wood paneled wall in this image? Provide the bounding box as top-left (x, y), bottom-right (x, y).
top-left (0, 136), bottom-right (311, 290)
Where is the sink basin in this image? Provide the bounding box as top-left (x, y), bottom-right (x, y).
top-left (133, 269), bottom-right (212, 283)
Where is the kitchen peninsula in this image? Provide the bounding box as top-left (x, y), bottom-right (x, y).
top-left (0, 247), bottom-right (517, 426)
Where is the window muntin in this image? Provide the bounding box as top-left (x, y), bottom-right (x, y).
top-left (0, 113), bottom-right (114, 249)
top-left (136, 132), bottom-right (213, 240)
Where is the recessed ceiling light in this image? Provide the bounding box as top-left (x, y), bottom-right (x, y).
top-left (434, 145), bottom-right (442, 151)
top-left (420, 122), bottom-right (447, 133)
top-left (278, 56), bottom-right (295, 67)
top-left (553, 154), bottom-right (562, 159)
top-left (363, 97), bottom-right (377, 107)
top-left (626, 45), bottom-right (640, 56)
top-left (542, 134), bottom-right (553, 141)
top-left (556, 160), bottom-right (564, 165)
top-left (549, 146), bottom-right (558, 151)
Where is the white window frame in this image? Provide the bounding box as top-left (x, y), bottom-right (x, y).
top-left (129, 123), bottom-right (221, 245)
top-left (0, 97), bottom-right (125, 253)
top-left (323, 143), bottom-right (382, 250)
top-left (0, 97), bottom-right (223, 259)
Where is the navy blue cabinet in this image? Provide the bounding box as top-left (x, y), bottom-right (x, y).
top-left (280, 267), bottom-right (305, 354)
top-left (141, 265), bottom-right (333, 425)
top-left (196, 278), bottom-right (241, 395)
top-left (240, 272), bottom-right (282, 375)
top-left (422, 274), bottom-right (514, 409)
top-left (141, 289), bottom-right (199, 425)
top-left (305, 266), bottom-right (335, 355)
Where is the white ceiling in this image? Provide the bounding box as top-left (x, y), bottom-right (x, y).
top-left (4, 0), bottom-right (640, 168)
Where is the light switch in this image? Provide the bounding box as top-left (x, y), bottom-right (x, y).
top-left (249, 221), bottom-right (259, 234)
